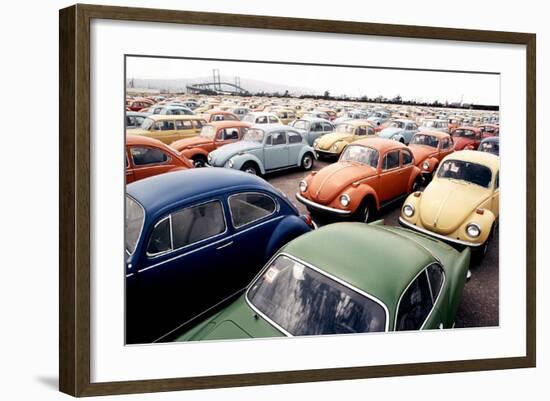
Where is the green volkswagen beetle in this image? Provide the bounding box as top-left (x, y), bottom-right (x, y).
top-left (174, 221), bottom-right (470, 341)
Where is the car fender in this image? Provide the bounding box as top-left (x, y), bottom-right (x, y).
top-left (392, 133), bottom-right (405, 143)
top-left (228, 153), bottom-right (266, 174)
top-left (460, 208), bottom-right (496, 244)
top-left (181, 147), bottom-right (209, 161)
top-left (446, 247), bottom-right (471, 326)
top-left (407, 166), bottom-right (423, 191)
top-left (296, 146), bottom-right (317, 167)
top-left (423, 156), bottom-right (440, 174)
top-left (346, 182), bottom-right (381, 211)
top-left (264, 215), bottom-right (311, 260)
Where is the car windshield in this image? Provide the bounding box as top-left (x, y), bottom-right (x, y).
top-left (292, 120), bottom-right (310, 131)
top-left (200, 125), bottom-right (216, 139)
top-left (390, 121), bottom-right (406, 129)
top-left (247, 255), bottom-right (387, 336)
top-left (453, 129), bottom-right (477, 138)
top-left (140, 118), bottom-right (155, 131)
top-left (242, 114), bottom-right (257, 123)
top-left (335, 124), bottom-right (354, 134)
top-left (242, 128), bottom-right (264, 143)
top-left (411, 134), bottom-right (439, 148)
top-left (422, 120), bottom-right (437, 128)
top-left (437, 159), bottom-right (493, 188)
top-left (125, 196), bottom-right (145, 255)
top-left (340, 145), bottom-right (379, 168)
top-left (479, 141), bottom-right (499, 155)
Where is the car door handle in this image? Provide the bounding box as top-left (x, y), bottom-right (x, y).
top-left (216, 241), bottom-right (233, 250)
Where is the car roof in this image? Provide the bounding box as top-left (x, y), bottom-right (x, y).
top-left (208, 120), bottom-right (252, 129)
top-left (480, 136), bottom-right (500, 143)
top-left (126, 168), bottom-right (276, 213)
top-left (251, 124), bottom-right (297, 133)
top-left (336, 119), bottom-right (373, 127)
top-left (352, 137), bottom-right (408, 152)
top-left (126, 134), bottom-right (168, 147)
top-left (454, 126), bottom-right (480, 132)
top-left (412, 130), bottom-right (450, 139)
top-left (145, 114), bottom-right (204, 121)
top-left (295, 117), bottom-right (331, 123)
top-left (442, 150), bottom-right (500, 172)
top-left (281, 223), bottom-right (437, 311)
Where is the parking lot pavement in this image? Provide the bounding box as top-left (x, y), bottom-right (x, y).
top-left (265, 159), bottom-right (499, 329)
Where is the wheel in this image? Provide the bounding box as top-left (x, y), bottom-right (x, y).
top-left (301, 153), bottom-right (314, 171)
top-left (411, 177), bottom-right (423, 192)
top-left (241, 162), bottom-right (259, 176)
top-left (355, 197), bottom-right (375, 223)
top-left (192, 155), bottom-right (207, 168)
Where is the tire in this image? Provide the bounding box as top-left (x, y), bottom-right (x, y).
top-left (192, 155), bottom-right (207, 168)
top-left (411, 176), bottom-right (423, 193)
top-left (301, 153), bottom-right (314, 171)
top-left (355, 197), bottom-right (375, 223)
top-left (241, 161), bottom-right (259, 176)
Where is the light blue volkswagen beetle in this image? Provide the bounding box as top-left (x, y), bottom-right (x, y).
top-left (378, 119), bottom-right (419, 144)
top-left (208, 124), bottom-right (316, 176)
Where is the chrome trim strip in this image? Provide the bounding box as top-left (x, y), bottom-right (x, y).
top-left (244, 252), bottom-right (390, 335)
top-left (295, 193), bottom-right (352, 215)
top-left (399, 217), bottom-right (482, 247)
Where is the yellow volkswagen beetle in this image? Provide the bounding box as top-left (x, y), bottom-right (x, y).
top-left (399, 150), bottom-right (499, 259)
top-left (313, 119), bottom-right (375, 158)
top-left (129, 115), bottom-right (207, 145)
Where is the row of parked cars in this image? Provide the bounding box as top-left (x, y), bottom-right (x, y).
top-left (125, 95), bottom-right (500, 344)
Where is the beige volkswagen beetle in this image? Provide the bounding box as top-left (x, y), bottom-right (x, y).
top-left (399, 150), bottom-right (499, 259)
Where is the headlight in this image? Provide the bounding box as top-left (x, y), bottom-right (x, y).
top-left (207, 154), bottom-right (213, 164)
top-left (227, 159), bottom-right (234, 168)
top-left (402, 204), bottom-right (415, 217)
top-left (466, 223), bottom-right (481, 238)
top-left (332, 143), bottom-right (340, 151)
top-left (339, 194), bottom-right (350, 207)
top-left (422, 160), bottom-right (430, 170)
top-left (299, 180), bottom-right (308, 193)
top-left (313, 140), bottom-right (319, 148)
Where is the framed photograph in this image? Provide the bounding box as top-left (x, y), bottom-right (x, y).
top-left (59, 4), bottom-right (536, 397)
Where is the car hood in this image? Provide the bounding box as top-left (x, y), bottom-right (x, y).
top-left (452, 137), bottom-right (475, 150)
top-left (181, 297), bottom-right (284, 341)
top-left (419, 179), bottom-right (490, 234)
top-left (171, 136), bottom-right (211, 151)
top-left (409, 145), bottom-right (438, 164)
top-left (209, 141), bottom-right (261, 166)
top-left (378, 127), bottom-right (402, 138)
top-left (306, 161), bottom-right (377, 204)
top-left (316, 133), bottom-right (351, 149)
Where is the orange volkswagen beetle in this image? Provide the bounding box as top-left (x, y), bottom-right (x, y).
top-left (296, 138), bottom-right (423, 222)
top-left (125, 135), bottom-right (193, 184)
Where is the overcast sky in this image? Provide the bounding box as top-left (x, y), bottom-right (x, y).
top-left (126, 56), bottom-right (499, 105)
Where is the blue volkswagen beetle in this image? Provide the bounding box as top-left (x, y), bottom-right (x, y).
top-left (207, 124), bottom-right (316, 176)
top-left (125, 168), bottom-right (314, 344)
top-left (478, 136), bottom-right (499, 156)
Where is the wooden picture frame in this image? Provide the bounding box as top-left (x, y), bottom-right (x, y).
top-left (59, 3), bottom-right (536, 396)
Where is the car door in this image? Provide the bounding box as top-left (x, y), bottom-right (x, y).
top-left (378, 150), bottom-right (402, 202)
top-left (131, 199), bottom-right (232, 342)
top-left (438, 137), bottom-right (454, 160)
top-left (124, 150), bottom-right (135, 183)
top-left (129, 145), bottom-right (174, 182)
top-left (264, 131), bottom-right (289, 170)
top-left (491, 171), bottom-right (500, 215)
top-left (287, 130), bottom-right (305, 165)
top-left (400, 149), bottom-right (415, 193)
top-left (224, 192), bottom-right (281, 290)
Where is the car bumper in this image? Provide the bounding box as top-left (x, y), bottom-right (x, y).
top-left (398, 217), bottom-right (483, 248)
top-left (295, 193), bottom-right (353, 216)
top-left (314, 149), bottom-right (340, 157)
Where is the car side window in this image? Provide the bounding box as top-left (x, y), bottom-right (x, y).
top-left (171, 201), bottom-right (226, 249)
top-left (382, 150), bottom-right (400, 170)
top-left (440, 138), bottom-right (449, 149)
top-left (495, 171), bottom-right (499, 189)
top-left (229, 193), bottom-right (277, 228)
top-left (270, 132), bottom-right (287, 146)
top-left (396, 270), bottom-right (434, 331)
top-left (426, 264), bottom-right (444, 301)
top-left (147, 217), bottom-right (172, 255)
top-left (401, 150), bottom-right (413, 166)
top-left (311, 123), bottom-right (322, 132)
top-left (356, 126), bottom-right (367, 136)
top-left (268, 116), bottom-right (279, 124)
top-left (323, 123), bottom-right (333, 132)
top-left (175, 120), bottom-right (193, 130)
top-left (257, 116), bottom-right (268, 124)
top-left (288, 131), bottom-right (303, 144)
top-left (131, 147), bottom-right (169, 166)
top-left (193, 120), bottom-right (204, 129)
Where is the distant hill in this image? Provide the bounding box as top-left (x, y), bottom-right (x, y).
top-left (126, 76), bottom-right (318, 96)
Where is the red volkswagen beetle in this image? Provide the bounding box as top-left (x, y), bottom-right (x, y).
top-left (125, 135), bottom-right (193, 183)
top-left (450, 126), bottom-right (483, 150)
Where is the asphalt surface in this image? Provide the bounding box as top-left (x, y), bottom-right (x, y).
top-left (265, 158), bottom-right (499, 329)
